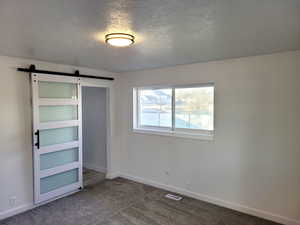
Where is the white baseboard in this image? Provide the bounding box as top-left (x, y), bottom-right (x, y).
top-left (0, 189), bottom-right (80, 221)
top-left (120, 173), bottom-right (300, 225)
top-left (106, 171), bottom-right (120, 179)
top-left (0, 203), bottom-right (34, 221)
top-left (83, 163), bottom-right (107, 173)
top-left (1, 173), bottom-right (298, 225)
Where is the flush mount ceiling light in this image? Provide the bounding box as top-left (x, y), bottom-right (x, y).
top-left (105, 33), bottom-right (134, 47)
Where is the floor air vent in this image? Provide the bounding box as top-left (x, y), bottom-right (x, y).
top-left (165, 193), bottom-right (183, 201)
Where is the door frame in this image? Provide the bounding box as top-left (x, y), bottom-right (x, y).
top-left (78, 77), bottom-right (113, 179)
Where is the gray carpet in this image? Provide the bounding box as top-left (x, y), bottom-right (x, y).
top-left (83, 168), bottom-right (106, 187)
top-left (0, 178), bottom-right (281, 225)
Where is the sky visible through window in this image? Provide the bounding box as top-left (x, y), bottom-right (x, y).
top-left (140, 89), bottom-right (172, 127)
top-left (139, 86), bottom-right (214, 130)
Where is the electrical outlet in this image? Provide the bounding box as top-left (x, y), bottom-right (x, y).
top-left (9, 196), bottom-right (16, 206)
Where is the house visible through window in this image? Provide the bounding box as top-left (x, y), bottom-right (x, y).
top-left (133, 84), bottom-right (214, 139)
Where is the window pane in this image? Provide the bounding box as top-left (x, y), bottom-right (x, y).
top-left (40, 148), bottom-right (78, 170)
top-left (39, 82), bottom-right (77, 99)
top-left (40, 168), bottom-right (78, 194)
top-left (39, 105), bottom-right (78, 122)
top-left (40, 127), bottom-right (78, 147)
top-left (175, 86), bottom-right (214, 130)
top-left (139, 89), bottom-right (172, 127)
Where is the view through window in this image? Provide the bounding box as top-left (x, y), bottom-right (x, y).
top-left (136, 85), bottom-right (214, 134)
top-left (139, 89), bottom-right (172, 127)
top-left (175, 87), bottom-right (214, 130)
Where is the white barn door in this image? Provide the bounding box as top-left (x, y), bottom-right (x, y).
top-left (31, 73), bottom-right (82, 204)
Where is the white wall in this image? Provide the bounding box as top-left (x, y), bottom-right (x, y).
top-left (0, 55), bottom-right (120, 219)
top-left (118, 51), bottom-right (300, 225)
top-left (82, 87), bottom-right (107, 173)
top-left (1, 51), bottom-right (300, 224)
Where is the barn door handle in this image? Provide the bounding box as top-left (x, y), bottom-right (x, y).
top-left (35, 130), bottom-right (40, 149)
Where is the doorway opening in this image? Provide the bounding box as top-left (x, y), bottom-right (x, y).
top-left (31, 73), bottom-right (112, 204)
top-left (82, 86), bottom-right (108, 187)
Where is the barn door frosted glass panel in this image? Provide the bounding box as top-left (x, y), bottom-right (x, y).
top-left (39, 105), bottom-right (78, 122)
top-left (40, 169), bottom-right (79, 194)
top-left (38, 82), bottom-right (77, 99)
top-left (40, 148), bottom-right (79, 170)
top-left (40, 127), bottom-right (78, 147)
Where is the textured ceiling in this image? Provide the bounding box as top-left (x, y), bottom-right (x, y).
top-left (0, 0), bottom-right (299, 72)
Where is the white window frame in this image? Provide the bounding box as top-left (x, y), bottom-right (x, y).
top-left (133, 83), bottom-right (214, 140)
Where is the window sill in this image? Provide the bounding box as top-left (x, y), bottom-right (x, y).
top-left (132, 128), bottom-right (214, 141)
